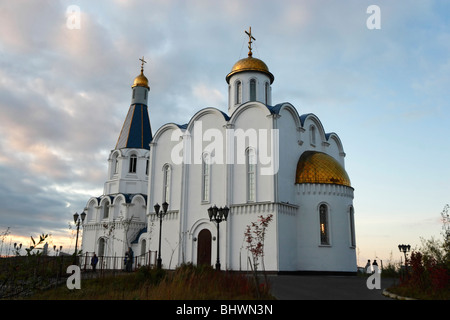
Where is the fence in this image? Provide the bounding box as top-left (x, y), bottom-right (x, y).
top-left (79, 251), bottom-right (157, 272)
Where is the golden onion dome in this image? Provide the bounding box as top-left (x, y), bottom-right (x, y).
top-left (132, 71), bottom-right (149, 89)
top-left (295, 151), bottom-right (351, 187)
top-left (226, 56), bottom-right (274, 84)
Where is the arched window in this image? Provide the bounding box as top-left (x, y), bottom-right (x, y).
top-left (349, 207), bottom-right (356, 247)
top-left (310, 126), bottom-right (316, 146)
top-left (162, 164), bottom-right (170, 203)
top-left (114, 157), bottom-right (119, 174)
top-left (246, 148), bottom-right (256, 202)
top-left (265, 82), bottom-right (269, 104)
top-left (140, 239), bottom-right (147, 265)
top-left (103, 200), bottom-right (110, 219)
top-left (319, 204), bottom-right (329, 245)
top-left (98, 238), bottom-right (106, 257)
top-left (236, 81), bottom-right (242, 104)
top-left (201, 153), bottom-right (210, 202)
top-left (129, 154), bottom-right (137, 173)
top-left (250, 79), bottom-right (256, 101)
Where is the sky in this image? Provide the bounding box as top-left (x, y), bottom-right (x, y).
top-left (0, 0), bottom-right (449, 266)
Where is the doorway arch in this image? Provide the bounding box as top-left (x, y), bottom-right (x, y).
top-left (197, 229), bottom-right (212, 266)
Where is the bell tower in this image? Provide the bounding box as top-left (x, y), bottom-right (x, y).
top-left (104, 57), bottom-right (153, 195)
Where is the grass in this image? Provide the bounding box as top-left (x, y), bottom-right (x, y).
top-left (26, 263), bottom-right (275, 300)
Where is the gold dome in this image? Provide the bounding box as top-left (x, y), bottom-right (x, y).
top-left (226, 56), bottom-right (274, 84)
top-left (295, 151), bottom-right (351, 187)
top-left (132, 71), bottom-right (149, 89)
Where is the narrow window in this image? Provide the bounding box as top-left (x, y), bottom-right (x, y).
top-left (98, 238), bottom-right (106, 257)
top-left (129, 154), bottom-right (137, 173)
top-left (247, 148), bottom-right (256, 202)
top-left (236, 81), bottom-right (242, 104)
top-left (202, 153), bottom-right (210, 202)
top-left (162, 164), bottom-right (170, 203)
top-left (349, 207), bottom-right (356, 247)
top-left (114, 155), bottom-right (119, 174)
top-left (265, 82), bottom-right (269, 104)
top-left (146, 159), bottom-right (149, 176)
top-left (250, 79), bottom-right (256, 101)
top-left (319, 204), bottom-right (329, 245)
top-left (310, 126), bottom-right (316, 146)
top-left (103, 201), bottom-right (110, 219)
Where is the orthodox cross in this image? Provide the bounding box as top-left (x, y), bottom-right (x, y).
top-left (245, 27), bottom-right (256, 57)
top-left (139, 56), bottom-right (147, 73)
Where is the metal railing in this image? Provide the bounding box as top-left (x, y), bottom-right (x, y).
top-left (79, 251), bottom-right (157, 272)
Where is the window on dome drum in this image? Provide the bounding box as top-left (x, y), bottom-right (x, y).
top-left (236, 81), bottom-right (242, 104)
top-left (103, 201), bottom-right (110, 219)
top-left (247, 148), bottom-right (256, 202)
top-left (250, 79), bottom-right (256, 101)
top-left (146, 159), bottom-right (149, 175)
top-left (129, 155), bottom-right (137, 173)
top-left (162, 164), bottom-right (170, 203)
top-left (201, 153), bottom-right (210, 202)
top-left (349, 207), bottom-right (356, 247)
top-left (319, 204), bottom-right (329, 245)
top-left (265, 82), bottom-right (269, 104)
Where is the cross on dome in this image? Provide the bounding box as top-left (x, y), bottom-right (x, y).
top-left (139, 56), bottom-right (147, 72)
top-left (245, 27), bottom-right (256, 57)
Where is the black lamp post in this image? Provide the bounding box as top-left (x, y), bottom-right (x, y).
top-left (398, 244), bottom-right (411, 274)
top-left (73, 211), bottom-right (86, 264)
top-left (208, 205), bottom-right (229, 270)
top-left (155, 201), bottom-right (169, 269)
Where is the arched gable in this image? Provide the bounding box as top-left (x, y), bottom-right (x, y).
top-left (86, 197), bottom-right (99, 222)
top-left (152, 123), bottom-right (186, 144)
top-left (325, 132), bottom-right (346, 158)
top-left (299, 113), bottom-right (327, 142)
top-left (270, 102), bottom-right (302, 128)
top-left (186, 107), bottom-right (230, 133)
top-left (229, 101), bottom-right (271, 125)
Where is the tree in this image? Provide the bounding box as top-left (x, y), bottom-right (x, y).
top-left (244, 214), bottom-right (273, 297)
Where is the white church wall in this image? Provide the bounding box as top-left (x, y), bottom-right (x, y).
top-left (227, 204), bottom-right (279, 271)
top-left (296, 184), bottom-right (356, 272)
top-left (229, 103), bottom-right (274, 204)
top-left (183, 109), bottom-right (228, 268)
top-left (276, 105), bottom-right (303, 206)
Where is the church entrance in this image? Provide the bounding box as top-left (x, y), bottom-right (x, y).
top-left (197, 229), bottom-right (212, 266)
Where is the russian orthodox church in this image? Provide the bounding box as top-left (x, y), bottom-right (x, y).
top-left (81, 29), bottom-right (357, 274)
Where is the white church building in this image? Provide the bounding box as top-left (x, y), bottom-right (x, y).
top-left (81, 30), bottom-right (357, 274)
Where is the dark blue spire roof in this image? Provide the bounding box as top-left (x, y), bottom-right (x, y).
top-left (115, 104), bottom-right (152, 150)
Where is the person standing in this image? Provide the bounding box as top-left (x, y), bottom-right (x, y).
top-left (91, 253), bottom-right (99, 272)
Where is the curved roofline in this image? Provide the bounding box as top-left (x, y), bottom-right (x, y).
top-left (185, 107), bottom-right (230, 132)
top-left (229, 101), bottom-right (272, 124)
top-left (300, 113), bottom-right (327, 141)
top-left (267, 102), bottom-right (302, 128)
top-left (152, 122), bottom-right (186, 143)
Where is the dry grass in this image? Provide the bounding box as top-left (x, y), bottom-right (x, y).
top-left (26, 264), bottom-right (274, 300)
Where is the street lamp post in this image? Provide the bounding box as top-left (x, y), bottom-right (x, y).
top-left (155, 201), bottom-right (169, 269)
top-left (398, 244), bottom-right (411, 275)
top-left (208, 205), bottom-right (229, 271)
top-left (73, 211), bottom-right (86, 265)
